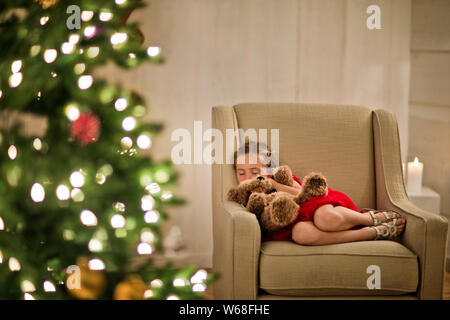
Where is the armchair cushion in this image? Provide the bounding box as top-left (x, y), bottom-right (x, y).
top-left (259, 240), bottom-right (419, 296)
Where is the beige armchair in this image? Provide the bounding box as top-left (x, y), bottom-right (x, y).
top-left (212, 103), bottom-right (448, 300)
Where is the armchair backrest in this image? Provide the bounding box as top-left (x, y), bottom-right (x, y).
top-left (212, 103), bottom-right (376, 210)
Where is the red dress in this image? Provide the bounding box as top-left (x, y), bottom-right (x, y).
top-left (262, 174), bottom-right (360, 242)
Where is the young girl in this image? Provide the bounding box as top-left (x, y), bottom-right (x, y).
top-left (233, 141), bottom-right (406, 245)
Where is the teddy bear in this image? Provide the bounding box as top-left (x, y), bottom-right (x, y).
top-left (227, 165), bottom-right (328, 233)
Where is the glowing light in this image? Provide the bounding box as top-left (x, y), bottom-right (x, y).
top-left (56, 184), bottom-right (70, 200)
top-left (80, 210), bottom-right (97, 226)
top-left (144, 210), bottom-right (159, 223)
top-left (88, 239), bottom-right (103, 252)
top-left (110, 214), bottom-right (125, 229)
top-left (144, 290), bottom-right (153, 298)
top-left (33, 138), bottom-right (42, 151)
top-left (63, 229), bottom-right (76, 241)
top-left (0, 217), bottom-right (4, 230)
top-left (137, 242), bottom-right (152, 255)
top-left (120, 136), bottom-right (133, 149)
top-left (154, 169), bottom-right (170, 183)
top-left (43, 281), bottom-right (56, 292)
top-left (30, 45), bottom-right (41, 56)
top-left (147, 46), bottom-right (161, 57)
top-left (122, 116), bottom-right (136, 131)
top-left (99, 12), bottom-right (113, 22)
top-left (68, 34), bottom-right (80, 44)
top-left (115, 0), bottom-right (127, 5)
top-left (8, 145), bottom-right (17, 160)
top-left (24, 293), bottom-right (35, 300)
top-left (88, 258), bottom-right (105, 270)
top-left (86, 46), bottom-right (100, 58)
top-left (70, 171), bottom-right (85, 188)
top-left (31, 183), bottom-right (45, 202)
top-left (190, 269), bottom-right (208, 284)
top-left (140, 231), bottom-right (155, 243)
top-left (9, 72), bottom-right (23, 87)
top-left (129, 53), bottom-right (136, 59)
top-left (137, 134), bottom-right (152, 150)
top-left (166, 295), bottom-right (179, 300)
top-left (95, 173), bottom-right (106, 184)
top-left (150, 279), bottom-right (163, 288)
top-left (110, 32), bottom-right (128, 45)
top-left (11, 60), bottom-right (22, 73)
top-left (114, 98), bottom-right (128, 111)
top-left (65, 104), bottom-right (80, 121)
top-left (0, 90), bottom-right (2, 99)
top-left (161, 191), bottom-right (173, 200)
top-left (74, 63), bottom-right (85, 75)
top-left (61, 42), bottom-right (75, 54)
top-left (21, 280), bottom-right (36, 293)
top-left (141, 195), bottom-right (155, 211)
top-left (43, 49), bottom-right (57, 63)
top-left (113, 202), bottom-right (126, 212)
top-left (173, 278), bottom-right (185, 287)
top-left (0, 250), bottom-right (3, 263)
top-left (78, 75), bottom-right (93, 90)
top-left (84, 26), bottom-right (96, 38)
top-left (40, 16), bottom-right (49, 25)
top-left (71, 188), bottom-right (85, 202)
top-left (9, 257), bottom-right (21, 271)
top-left (192, 283), bottom-right (206, 292)
top-left (81, 11), bottom-right (94, 22)
top-left (145, 182), bottom-right (160, 195)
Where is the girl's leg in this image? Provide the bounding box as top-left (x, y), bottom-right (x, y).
top-left (291, 220), bottom-right (405, 246)
top-left (313, 204), bottom-right (406, 232)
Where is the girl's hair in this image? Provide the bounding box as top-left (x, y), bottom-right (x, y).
top-left (233, 141), bottom-right (272, 170)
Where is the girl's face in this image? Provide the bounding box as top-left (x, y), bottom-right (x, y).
top-left (235, 153), bottom-right (265, 184)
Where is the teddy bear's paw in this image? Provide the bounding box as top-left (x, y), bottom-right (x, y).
top-left (302, 172), bottom-right (328, 197)
top-left (273, 165), bottom-right (294, 186)
top-left (269, 197), bottom-right (299, 226)
top-left (246, 193), bottom-right (266, 215)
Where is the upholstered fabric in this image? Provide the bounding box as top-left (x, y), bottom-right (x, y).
top-left (211, 103), bottom-right (448, 300)
top-left (259, 240), bottom-right (418, 296)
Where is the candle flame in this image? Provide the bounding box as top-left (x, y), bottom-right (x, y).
top-left (414, 157), bottom-right (419, 165)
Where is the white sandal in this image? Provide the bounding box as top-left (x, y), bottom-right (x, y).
top-left (361, 208), bottom-right (404, 226)
top-left (371, 220), bottom-right (403, 240)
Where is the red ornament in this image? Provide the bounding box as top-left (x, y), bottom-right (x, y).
top-left (70, 112), bottom-right (101, 145)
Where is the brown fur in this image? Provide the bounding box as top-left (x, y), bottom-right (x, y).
top-left (227, 165), bottom-right (329, 233)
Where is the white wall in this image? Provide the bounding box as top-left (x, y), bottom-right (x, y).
top-left (102, 0), bottom-right (412, 267)
top-left (408, 0), bottom-right (450, 261)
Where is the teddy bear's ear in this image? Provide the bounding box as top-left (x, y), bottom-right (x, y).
top-left (273, 165), bottom-right (294, 186)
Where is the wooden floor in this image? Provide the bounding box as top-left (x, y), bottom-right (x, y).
top-left (205, 271), bottom-right (450, 300)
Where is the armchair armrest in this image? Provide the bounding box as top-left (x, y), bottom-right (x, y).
top-left (212, 200), bottom-right (261, 299)
top-left (373, 109), bottom-right (449, 299)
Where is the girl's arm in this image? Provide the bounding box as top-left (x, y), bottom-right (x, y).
top-left (269, 178), bottom-right (302, 196)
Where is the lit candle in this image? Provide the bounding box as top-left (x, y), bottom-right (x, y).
top-left (407, 157), bottom-right (423, 194)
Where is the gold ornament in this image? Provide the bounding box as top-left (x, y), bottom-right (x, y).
top-left (66, 256), bottom-right (106, 300)
top-left (114, 275), bottom-right (147, 300)
top-left (33, 0), bottom-right (59, 9)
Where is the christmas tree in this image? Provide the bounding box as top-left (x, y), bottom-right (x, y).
top-left (0, 0), bottom-right (214, 299)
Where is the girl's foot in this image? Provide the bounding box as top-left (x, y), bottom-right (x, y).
top-left (367, 217), bottom-right (406, 240)
top-left (361, 209), bottom-right (404, 226)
